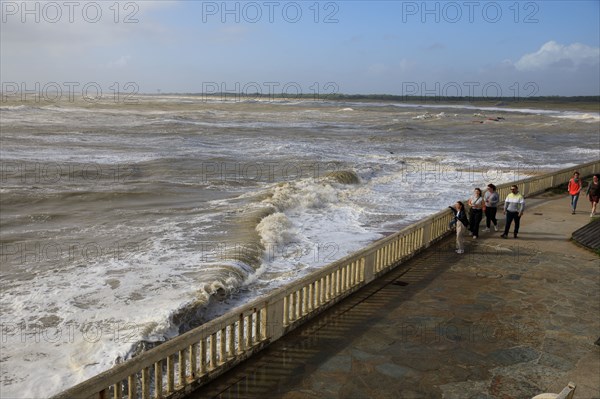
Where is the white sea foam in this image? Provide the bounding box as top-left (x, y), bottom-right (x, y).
top-left (0, 213), bottom-right (228, 398)
top-left (553, 111), bottom-right (600, 123)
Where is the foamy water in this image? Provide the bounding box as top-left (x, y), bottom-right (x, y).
top-left (1, 97), bottom-right (598, 397)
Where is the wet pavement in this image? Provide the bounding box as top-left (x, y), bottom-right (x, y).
top-left (189, 193), bottom-right (600, 399)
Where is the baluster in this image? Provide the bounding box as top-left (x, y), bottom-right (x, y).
top-left (291, 291), bottom-right (297, 321)
top-left (228, 324), bottom-right (235, 357)
top-left (154, 361), bottom-right (163, 399)
top-left (245, 315), bottom-right (252, 348)
top-left (283, 296), bottom-right (289, 326)
top-left (142, 367), bottom-right (150, 399)
top-left (128, 375), bottom-right (137, 399)
top-left (303, 286), bottom-right (308, 315)
top-left (113, 381), bottom-right (123, 399)
top-left (199, 339), bottom-right (207, 374)
top-left (209, 334), bottom-right (217, 369)
top-left (254, 310), bottom-right (261, 343)
top-left (260, 308), bottom-right (267, 340)
top-left (167, 355), bottom-right (174, 393)
top-left (190, 344), bottom-right (197, 379)
top-left (178, 349), bottom-right (186, 386)
top-left (238, 314), bottom-right (245, 353)
top-left (219, 328), bottom-right (226, 364)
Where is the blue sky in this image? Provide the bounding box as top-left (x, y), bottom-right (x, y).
top-left (1, 0), bottom-right (599, 96)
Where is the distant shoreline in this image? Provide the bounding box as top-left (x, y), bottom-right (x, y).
top-left (2, 93), bottom-right (599, 113)
top-left (150, 94), bottom-right (600, 112)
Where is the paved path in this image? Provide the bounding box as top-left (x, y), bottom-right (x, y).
top-left (189, 193), bottom-right (600, 399)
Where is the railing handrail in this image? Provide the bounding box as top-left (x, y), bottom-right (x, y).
top-left (52, 159), bottom-right (599, 399)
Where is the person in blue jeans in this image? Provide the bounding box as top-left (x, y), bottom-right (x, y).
top-left (501, 185), bottom-right (525, 239)
top-left (567, 171), bottom-right (582, 214)
top-left (483, 183), bottom-right (499, 232)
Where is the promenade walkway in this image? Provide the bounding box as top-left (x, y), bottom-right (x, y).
top-left (189, 192), bottom-right (600, 399)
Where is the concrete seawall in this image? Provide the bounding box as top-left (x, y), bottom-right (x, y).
top-left (189, 192), bottom-right (600, 399)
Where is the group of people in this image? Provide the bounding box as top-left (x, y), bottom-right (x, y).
top-left (449, 184), bottom-right (524, 254)
top-left (448, 172), bottom-right (600, 254)
top-left (567, 171), bottom-right (600, 217)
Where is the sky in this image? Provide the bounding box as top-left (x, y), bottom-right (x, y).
top-left (1, 0), bottom-right (599, 97)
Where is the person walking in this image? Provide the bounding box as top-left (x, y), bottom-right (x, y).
top-left (567, 171), bottom-right (582, 214)
top-left (449, 201), bottom-right (469, 254)
top-left (586, 174), bottom-right (600, 217)
top-left (467, 188), bottom-right (484, 239)
top-left (501, 185), bottom-right (525, 239)
top-left (483, 183), bottom-right (499, 232)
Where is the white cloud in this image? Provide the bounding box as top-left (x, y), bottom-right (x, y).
top-left (367, 63), bottom-right (389, 75)
top-left (108, 55), bottom-right (132, 68)
top-left (366, 59), bottom-right (414, 76)
top-left (398, 58), bottom-right (415, 72)
top-left (0, 2), bottom-right (174, 57)
top-left (515, 41), bottom-right (600, 71)
top-left (427, 42), bottom-right (445, 51)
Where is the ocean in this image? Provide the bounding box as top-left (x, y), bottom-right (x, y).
top-left (0, 96), bottom-right (598, 397)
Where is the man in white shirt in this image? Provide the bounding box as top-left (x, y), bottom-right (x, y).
top-left (501, 185), bottom-right (525, 239)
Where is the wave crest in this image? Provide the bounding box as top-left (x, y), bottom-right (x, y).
top-left (327, 170), bottom-right (360, 184)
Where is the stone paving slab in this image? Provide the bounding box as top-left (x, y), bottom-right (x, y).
top-left (189, 193), bottom-right (600, 399)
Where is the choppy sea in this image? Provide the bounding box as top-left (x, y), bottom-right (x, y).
top-left (1, 96), bottom-right (598, 397)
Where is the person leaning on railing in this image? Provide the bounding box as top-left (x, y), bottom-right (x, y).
top-left (501, 185), bottom-right (525, 239)
top-left (449, 201), bottom-right (469, 254)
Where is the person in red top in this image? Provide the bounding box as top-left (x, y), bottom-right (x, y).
top-left (567, 171), bottom-right (582, 214)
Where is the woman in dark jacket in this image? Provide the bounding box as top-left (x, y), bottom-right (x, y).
top-left (586, 174), bottom-right (600, 217)
top-left (449, 201), bottom-right (469, 254)
top-left (467, 188), bottom-right (484, 238)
